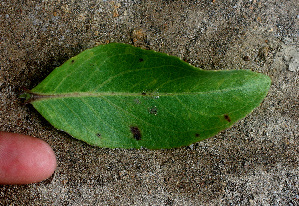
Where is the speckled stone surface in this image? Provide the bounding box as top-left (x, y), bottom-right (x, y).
top-left (0, 0), bottom-right (298, 205)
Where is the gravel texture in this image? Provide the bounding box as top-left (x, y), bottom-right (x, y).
top-left (0, 0), bottom-right (298, 205)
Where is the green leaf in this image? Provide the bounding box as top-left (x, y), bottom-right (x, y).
top-left (26, 43), bottom-right (271, 149)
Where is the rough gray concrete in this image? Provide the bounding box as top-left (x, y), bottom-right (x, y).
top-left (0, 0), bottom-right (298, 205)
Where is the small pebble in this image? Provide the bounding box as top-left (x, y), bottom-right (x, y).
top-left (243, 56), bottom-right (250, 61)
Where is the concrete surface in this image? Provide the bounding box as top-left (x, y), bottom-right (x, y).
top-left (0, 0), bottom-right (298, 205)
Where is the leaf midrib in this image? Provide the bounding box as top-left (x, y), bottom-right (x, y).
top-left (29, 84), bottom-right (255, 102)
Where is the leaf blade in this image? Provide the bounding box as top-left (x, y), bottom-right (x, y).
top-left (29, 43), bottom-right (271, 149)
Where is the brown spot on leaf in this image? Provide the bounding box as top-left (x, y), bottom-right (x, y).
top-left (148, 106), bottom-right (158, 115)
top-left (130, 126), bottom-right (141, 141)
top-left (142, 92), bottom-right (146, 96)
top-left (195, 133), bottom-right (200, 137)
top-left (224, 114), bottom-right (231, 122)
top-left (134, 98), bottom-right (141, 104)
top-left (71, 59), bottom-right (75, 64)
top-left (139, 58), bottom-right (144, 62)
top-left (96, 133), bottom-right (101, 138)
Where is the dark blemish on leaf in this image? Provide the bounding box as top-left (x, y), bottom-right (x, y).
top-left (224, 114), bottom-right (231, 122)
top-left (134, 98), bottom-right (141, 104)
top-left (148, 106), bottom-right (158, 115)
top-left (142, 92), bottom-right (146, 96)
top-left (96, 133), bottom-right (101, 138)
top-left (71, 59), bottom-right (75, 64)
top-left (195, 133), bottom-right (200, 137)
top-left (130, 126), bottom-right (141, 141)
top-left (139, 58), bottom-right (144, 62)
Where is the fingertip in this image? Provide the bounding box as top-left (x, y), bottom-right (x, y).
top-left (0, 132), bottom-right (57, 185)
